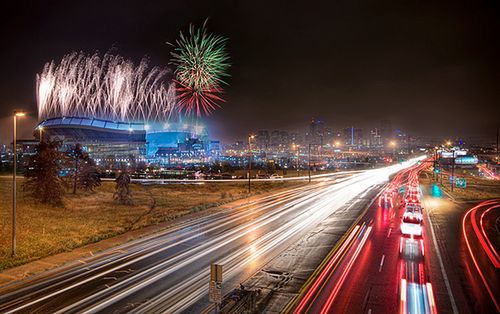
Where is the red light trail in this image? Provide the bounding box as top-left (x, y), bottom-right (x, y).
top-left (462, 199), bottom-right (500, 312)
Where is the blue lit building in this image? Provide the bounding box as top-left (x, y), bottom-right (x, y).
top-left (35, 116), bottom-right (210, 166)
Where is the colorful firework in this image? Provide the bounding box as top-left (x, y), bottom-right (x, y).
top-left (170, 20), bottom-right (230, 116)
top-left (36, 52), bottom-right (177, 122)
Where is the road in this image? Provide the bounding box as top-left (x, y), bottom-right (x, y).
top-left (0, 161), bottom-right (420, 313)
top-left (286, 160), bottom-right (442, 314)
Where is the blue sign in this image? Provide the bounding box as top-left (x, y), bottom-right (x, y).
top-left (456, 177), bottom-right (467, 188)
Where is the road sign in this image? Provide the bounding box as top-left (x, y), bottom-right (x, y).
top-left (209, 263), bottom-right (223, 304)
top-left (210, 264), bottom-right (223, 282)
top-left (455, 177), bottom-right (467, 188)
top-left (209, 280), bottom-right (222, 304)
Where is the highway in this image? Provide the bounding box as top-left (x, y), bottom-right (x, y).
top-left (286, 160), bottom-right (439, 313)
top-left (0, 160), bottom-right (421, 313)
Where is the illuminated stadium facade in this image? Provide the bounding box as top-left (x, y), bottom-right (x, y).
top-left (35, 116), bottom-right (210, 166)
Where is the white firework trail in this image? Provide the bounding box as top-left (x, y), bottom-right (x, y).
top-left (36, 52), bottom-right (177, 122)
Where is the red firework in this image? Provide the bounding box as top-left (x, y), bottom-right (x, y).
top-left (174, 80), bottom-right (225, 116)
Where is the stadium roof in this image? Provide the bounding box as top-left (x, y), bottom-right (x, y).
top-left (37, 116), bottom-right (145, 132)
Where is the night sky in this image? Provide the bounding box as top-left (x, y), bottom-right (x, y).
top-left (1, 0), bottom-right (499, 143)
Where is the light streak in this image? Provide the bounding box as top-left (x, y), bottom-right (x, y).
top-left (320, 226), bottom-right (373, 314)
top-left (426, 282), bottom-right (437, 314)
top-left (3, 159), bottom-right (425, 314)
top-left (293, 225), bottom-right (361, 313)
top-left (479, 204), bottom-right (500, 267)
top-left (462, 200), bottom-right (500, 312)
top-left (400, 278), bottom-right (407, 314)
top-left (469, 201), bottom-right (500, 268)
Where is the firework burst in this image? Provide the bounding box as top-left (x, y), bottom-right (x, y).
top-left (36, 52), bottom-right (177, 122)
top-left (170, 20), bottom-right (230, 116)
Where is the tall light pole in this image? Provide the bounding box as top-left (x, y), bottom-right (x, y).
top-left (12, 111), bottom-right (25, 257)
top-left (433, 146), bottom-right (439, 182)
top-left (38, 126), bottom-right (43, 143)
top-left (293, 144), bottom-right (300, 177)
top-left (308, 144), bottom-right (312, 183)
top-left (451, 148), bottom-right (456, 192)
top-left (247, 135), bottom-right (255, 193)
top-left (308, 143), bottom-right (320, 183)
top-left (389, 141), bottom-right (397, 158)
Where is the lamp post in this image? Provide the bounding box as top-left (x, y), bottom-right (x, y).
top-left (247, 135), bottom-right (255, 193)
top-left (451, 148), bottom-right (456, 192)
top-left (389, 141), bottom-right (397, 158)
top-left (433, 146), bottom-right (439, 182)
top-left (308, 143), bottom-right (321, 183)
top-left (12, 111), bottom-right (25, 257)
top-left (38, 126), bottom-right (43, 143)
top-left (308, 144), bottom-right (312, 183)
top-left (292, 144), bottom-right (300, 177)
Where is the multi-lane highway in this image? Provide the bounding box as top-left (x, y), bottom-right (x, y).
top-left (0, 160), bottom-right (421, 313)
top-left (286, 160), bottom-right (440, 314)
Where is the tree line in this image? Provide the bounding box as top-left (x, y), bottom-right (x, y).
top-left (23, 140), bottom-right (131, 206)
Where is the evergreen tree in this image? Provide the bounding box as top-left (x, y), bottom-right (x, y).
top-left (265, 160), bottom-right (277, 174)
top-left (66, 144), bottom-right (101, 193)
top-left (67, 144), bottom-right (85, 194)
top-left (114, 171), bottom-right (132, 204)
top-left (78, 158), bottom-right (101, 192)
top-left (23, 141), bottom-right (66, 206)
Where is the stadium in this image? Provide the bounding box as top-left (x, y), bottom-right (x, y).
top-left (35, 117), bottom-right (209, 166)
top-left (35, 52), bottom-right (211, 166)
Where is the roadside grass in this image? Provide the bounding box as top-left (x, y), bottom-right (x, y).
top-left (421, 171), bottom-right (500, 201)
top-left (0, 177), bottom-right (300, 271)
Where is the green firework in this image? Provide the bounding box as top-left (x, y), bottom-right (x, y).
top-left (170, 20), bottom-right (230, 93)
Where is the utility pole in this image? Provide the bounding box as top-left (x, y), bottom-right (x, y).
top-left (247, 135), bottom-right (254, 194)
top-left (296, 145), bottom-right (300, 177)
top-left (451, 149), bottom-right (455, 192)
top-left (308, 144), bottom-right (311, 183)
top-left (407, 134), bottom-right (410, 156)
top-left (496, 130), bottom-right (499, 164)
top-left (434, 148), bottom-right (438, 182)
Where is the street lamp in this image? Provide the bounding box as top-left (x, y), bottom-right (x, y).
top-left (247, 135), bottom-right (255, 193)
top-left (12, 110), bottom-right (25, 257)
top-left (292, 144), bottom-right (300, 177)
top-left (38, 126), bottom-right (44, 142)
top-left (389, 141), bottom-right (397, 157)
top-left (308, 143), bottom-right (321, 183)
